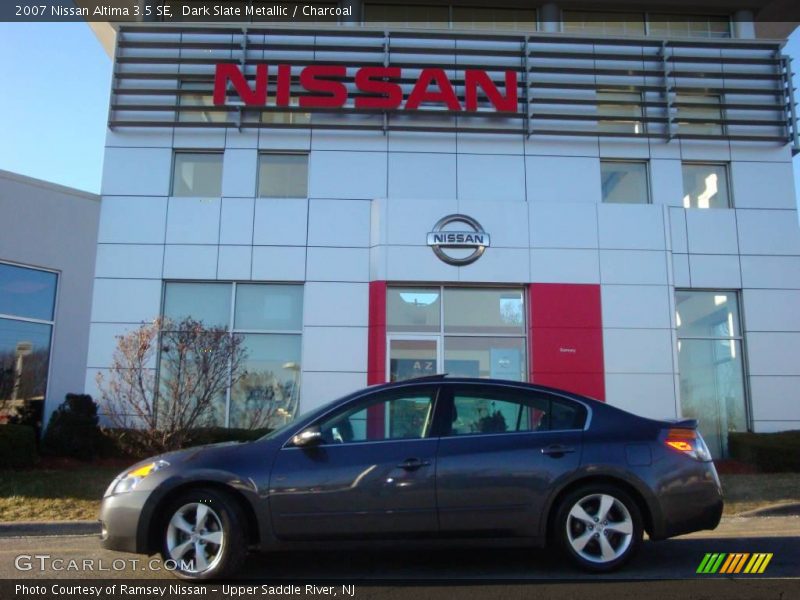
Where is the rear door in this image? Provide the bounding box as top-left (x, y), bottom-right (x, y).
top-left (434, 383), bottom-right (585, 537)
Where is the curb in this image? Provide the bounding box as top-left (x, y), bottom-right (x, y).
top-left (0, 521), bottom-right (99, 537)
top-left (737, 502), bottom-right (800, 518)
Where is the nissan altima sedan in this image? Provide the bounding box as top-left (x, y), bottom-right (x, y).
top-left (99, 376), bottom-right (723, 580)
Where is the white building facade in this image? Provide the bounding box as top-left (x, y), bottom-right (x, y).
top-left (87, 5), bottom-right (800, 457)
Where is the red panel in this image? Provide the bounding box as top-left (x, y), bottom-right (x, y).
top-left (367, 281), bottom-right (387, 385)
top-left (532, 373), bottom-right (606, 402)
top-left (530, 327), bottom-right (603, 374)
top-left (529, 283), bottom-right (602, 329)
top-left (529, 283), bottom-right (605, 401)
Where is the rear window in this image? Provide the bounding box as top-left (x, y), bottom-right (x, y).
top-left (549, 398), bottom-right (587, 431)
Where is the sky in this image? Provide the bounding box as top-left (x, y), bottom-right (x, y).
top-left (0, 22), bottom-right (798, 203)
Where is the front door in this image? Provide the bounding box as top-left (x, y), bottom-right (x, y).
top-left (269, 386), bottom-right (441, 540)
top-left (435, 383), bottom-right (584, 537)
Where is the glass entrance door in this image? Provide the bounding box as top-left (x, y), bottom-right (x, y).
top-left (387, 336), bottom-right (441, 382)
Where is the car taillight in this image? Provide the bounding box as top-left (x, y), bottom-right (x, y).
top-left (664, 428), bottom-right (712, 461)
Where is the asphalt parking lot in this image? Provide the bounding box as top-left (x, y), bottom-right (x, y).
top-left (0, 515), bottom-right (797, 599)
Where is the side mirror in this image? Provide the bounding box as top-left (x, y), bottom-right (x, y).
top-left (291, 425), bottom-right (323, 447)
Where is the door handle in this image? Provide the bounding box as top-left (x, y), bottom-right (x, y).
top-left (541, 444), bottom-right (576, 457)
top-left (397, 458), bottom-right (431, 470)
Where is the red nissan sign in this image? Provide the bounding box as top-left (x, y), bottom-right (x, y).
top-left (213, 64), bottom-right (519, 112)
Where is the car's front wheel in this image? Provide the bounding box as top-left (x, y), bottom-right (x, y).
top-left (160, 488), bottom-right (247, 580)
top-left (555, 484), bottom-right (643, 572)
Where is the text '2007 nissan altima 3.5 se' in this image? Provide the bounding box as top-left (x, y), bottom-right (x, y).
top-left (99, 375), bottom-right (723, 580)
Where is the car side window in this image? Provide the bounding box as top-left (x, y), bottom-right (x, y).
top-left (316, 388), bottom-right (437, 444)
top-left (447, 387), bottom-right (550, 436)
top-left (550, 398), bottom-right (586, 431)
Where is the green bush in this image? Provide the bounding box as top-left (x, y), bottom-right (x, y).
top-left (0, 425), bottom-right (37, 469)
top-left (41, 394), bottom-right (105, 460)
top-left (728, 431), bottom-right (800, 472)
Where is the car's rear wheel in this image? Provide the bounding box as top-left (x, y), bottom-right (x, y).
top-left (160, 488), bottom-right (247, 580)
top-left (555, 484), bottom-right (643, 572)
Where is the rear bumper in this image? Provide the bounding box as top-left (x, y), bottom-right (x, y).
top-left (650, 461), bottom-right (724, 540)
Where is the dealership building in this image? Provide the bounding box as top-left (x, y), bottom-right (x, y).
top-left (78, 2), bottom-right (800, 457)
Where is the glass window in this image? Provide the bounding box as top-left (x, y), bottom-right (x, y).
top-left (601, 161), bottom-right (650, 204)
top-left (0, 262), bottom-right (57, 423)
top-left (676, 94), bottom-right (723, 136)
top-left (229, 334), bottom-right (302, 429)
top-left (597, 91), bottom-right (644, 135)
top-left (161, 282), bottom-right (303, 429)
top-left (0, 263), bottom-right (57, 322)
top-left (172, 152), bottom-right (223, 197)
top-left (682, 163), bottom-right (730, 209)
top-left (444, 288), bottom-right (524, 335)
top-left (387, 287), bottom-right (441, 333)
top-left (562, 10), bottom-right (646, 36)
top-left (164, 282), bottom-right (231, 328)
top-left (444, 386), bottom-right (585, 436)
top-left (452, 7), bottom-right (537, 32)
top-left (179, 82), bottom-right (229, 124)
top-left (0, 318), bottom-right (52, 420)
top-left (261, 98), bottom-right (311, 126)
top-left (364, 4), bottom-right (449, 29)
top-left (257, 154), bottom-right (308, 198)
top-left (676, 291), bottom-right (746, 458)
top-left (649, 15), bottom-right (731, 39)
top-left (444, 337), bottom-right (526, 381)
top-left (317, 388), bottom-right (437, 444)
top-left (234, 284), bottom-right (303, 331)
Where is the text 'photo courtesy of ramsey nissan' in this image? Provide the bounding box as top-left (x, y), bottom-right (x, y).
top-left (1, 2), bottom-right (800, 600)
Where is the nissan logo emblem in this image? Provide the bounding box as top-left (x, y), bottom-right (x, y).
top-left (426, 214), bottom-right (491, 266)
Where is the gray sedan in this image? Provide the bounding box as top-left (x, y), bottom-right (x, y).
top-left (99, 376), bottom-right (723, 579)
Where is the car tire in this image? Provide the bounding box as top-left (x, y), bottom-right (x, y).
top-left (554, 484), bottom-right (643, 572)
top-left (159, 487), bottom-right (248, 580)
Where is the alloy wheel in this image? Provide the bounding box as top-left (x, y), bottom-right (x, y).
top-left (166, 502), bottom-right (225, 574)
top-left (565, 493), bottom-right (634, 564)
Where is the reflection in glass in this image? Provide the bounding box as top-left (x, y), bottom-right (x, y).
top-left (0, 318), bottom-right (52, 420)
top-left (178, 82), bottom-right (229, 123)
top-left (676, 290), bottom-right (746, 458)
top-left (387, 288), bottom-right (441, 333)
top-left (164, 282), bottom-right (231, 328)
top-left (389, 338), bottom-right (437, 382)
top-left (678, 339), bottom-right (746, 457)
top-left (172, 153), bottom-right (223, 197)
top-left (682, 163), bottom-right (729, 209)
top-left (601, 161), bottom-right (649, 204)
top-left (229, 334), bottom-right (302, 429)
top-left (0, 263), bottom-right (57, 321)
top-left (444, 337), bottom-right (526, 381)
top-left (258, 154), bottom-right (308, 198)
top-left (234, 284), bottom-right (303, 331)
top-left (597, 91), bottom-right (644, 135)
top-left (676, 95), bottom-right (723, 136)
top-left (444, 288), bottom-right (524, 334)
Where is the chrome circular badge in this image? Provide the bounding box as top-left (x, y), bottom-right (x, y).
top-left (426, 214), bottom-right (491, 266)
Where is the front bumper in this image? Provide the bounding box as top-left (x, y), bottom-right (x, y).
top-left (99, 490), bottom-right (152, 554)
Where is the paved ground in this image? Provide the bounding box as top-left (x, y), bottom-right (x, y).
top-left (0, 516), bottom-right (797, 579)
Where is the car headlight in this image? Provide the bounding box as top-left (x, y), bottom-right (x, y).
top-left (111, 460), bottom-right (170, 495)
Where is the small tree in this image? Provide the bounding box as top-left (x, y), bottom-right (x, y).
top-left (96, 317), bottom-right (247, 453)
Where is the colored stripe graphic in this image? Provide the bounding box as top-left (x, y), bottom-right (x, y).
top-left (720, 553), bottom-right (749, 574)
top-left (697, 553), bottom-right (727, 574)
top-left (744, 553), bottom-right (773, 574)
top-left (698, 553), bottom-right (773, 575)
